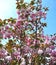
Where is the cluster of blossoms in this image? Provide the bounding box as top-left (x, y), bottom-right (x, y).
top-left (0, 0), bottom-right (56, 65)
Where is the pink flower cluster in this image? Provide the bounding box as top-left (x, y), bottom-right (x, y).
top-left (0, 0), bottom-right (56, 65)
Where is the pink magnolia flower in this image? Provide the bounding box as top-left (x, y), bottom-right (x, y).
top-left (51, 36), bottom-right (56, 40)
top-left (5, 56), bottom-right (12, 61)
top-left (33, 39), bottom-right (36, 44)
top-left (5, 25), bottom-right (9, 30)
top-left (17, 9), bottom-right (20, 15)
top-left (25, 37), bottom-right (32, 46)
top-left (20, 58), bottom-right (26, 65)
top-left (16, 21), bottom-right (21, 29)
top-left (49, 45), bottom-right (55, 50)
top-left (51, 51), bottom-right (56, 57)
top-left (13, 51), bottom-right (20, 57)
top-left (16, 21), bottom-right (21, 26)
top-left (38, 49), bottom-right (43, 55)
top-left (22, 46), bottom-right (32, 54)
top-left (36, 11), bottom-right (42, 17)
top-left (30, 13), bottom-right (36, 21)
top-left (36, 11), bottom-right (46, 19)
top-left (3, 32), bottom-right (12, 38)
top-left (0, 49), bottom-right (8, 58)
top-left (26, 7), bottom-right (31, 13)
top-left (44, 35), bottom-right (50, 44)
top-left (1, 29), bottom-right (5, 34)
top-left (46, 48), bottom-right (52, 53)
top-left (15, 18), bottom-right (23, 29)
top-left (13, 50), bottom-right (21, 61)
top-left (21, 8), bottom-right (25, 13)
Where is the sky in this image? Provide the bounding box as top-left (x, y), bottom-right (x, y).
top-left (42, 0), bottom-right (56, 35)
top-left (0, 0), bottom-right (56, 35)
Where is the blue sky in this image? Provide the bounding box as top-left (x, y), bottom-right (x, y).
top-left (42, 0), bottom-right (56, 35)
top-left (0, 0), bottom-right (56, 35)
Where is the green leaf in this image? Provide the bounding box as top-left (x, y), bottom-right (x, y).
top-left (0, 43), bottom-right (3, 48)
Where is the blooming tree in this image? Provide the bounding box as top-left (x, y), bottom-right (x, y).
top-left (0, 0), bottom-right (56, 65)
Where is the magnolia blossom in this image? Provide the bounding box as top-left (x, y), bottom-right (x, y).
top-left (51, 51), bottom-right (56, 57)
top-left (17, 9), bottom-right (20, 15)
top-left (5, 25), bottom-right (9, 30)
top-left (0, 0), bottom-right (56, 65)
top-left (25, 37), bottom-right (32, 46)
top-left (5, 56), bottom-right (12, 61)
top-left (20, 58), bottom-right (26, 65)
top-left (0, 49), bottom-right (8, 58)
top-left (38, 49), bottom-right (43, 55)
top-left (30, 13), bottom-right (36, 21)
top-left (36, 11), bottom-right (46, 19)
top-left (51, 36), bottom-right (56, 40)
top-left (46, 48), bottom-right (52, 53)
top-left (49, 45), bottom-right (55, 50)
top-left (13, 51), bottom-right (20, 56)
top-left (44, 36), bottom-right (50, 44)
top-left (3, 32), bottom-right (12, 38)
